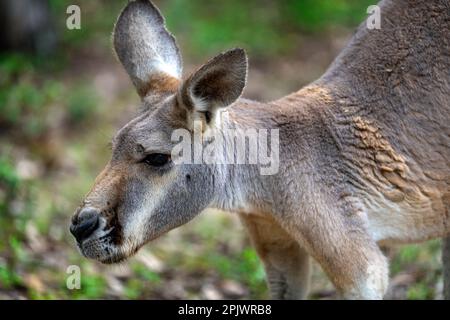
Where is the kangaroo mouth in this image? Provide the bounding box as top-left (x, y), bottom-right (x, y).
top-left (78, 232), bottom-right (141, 265)
top-left (74, 213), bottom-right (158, 265)
top-left (99, 253), bottom-right (129, 264)
top-left (79, 239), bottom-right (134, 265)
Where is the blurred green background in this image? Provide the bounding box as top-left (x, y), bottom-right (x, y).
top-left (0, 0), bottom-right (443, 300)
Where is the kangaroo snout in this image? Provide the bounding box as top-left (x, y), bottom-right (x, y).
top-left (70, 207), bottom-right (100, 243)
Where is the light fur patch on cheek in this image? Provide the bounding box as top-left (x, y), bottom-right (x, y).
top-left (122, 168), bottom-right (179, 246)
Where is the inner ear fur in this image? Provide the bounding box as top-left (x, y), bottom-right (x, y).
top-left (180, 48), bottom-right (248, 112)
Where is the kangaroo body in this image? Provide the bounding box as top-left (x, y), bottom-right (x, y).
top-left (70, 0), bottom-right (450, 299)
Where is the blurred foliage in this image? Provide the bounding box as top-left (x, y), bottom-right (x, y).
top-left (0, 53), bottom-right (98, 139)
top-left (48, 0), bottom-right (124, 49)
top-left (0, 0), bottom-right (446, 300)
top-left (163, 0), bottom-right (374, 57)
top-left (43, 0), bottom-right (374, 59)
top-left (389, 240), bottom-right (442, 300)
top-left (0, 153), bottom-right (30, 293)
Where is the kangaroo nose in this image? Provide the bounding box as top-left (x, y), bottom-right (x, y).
top-left (70, 207), bottom-right (100, 243)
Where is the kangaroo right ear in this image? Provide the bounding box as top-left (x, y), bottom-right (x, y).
top-left (178, 48), bottom-right (248, 126)
top-left (113, 0), bottom-right (182, 102)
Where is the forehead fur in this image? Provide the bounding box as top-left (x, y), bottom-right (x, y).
top-left (112, 96), bottom-right (187, 157)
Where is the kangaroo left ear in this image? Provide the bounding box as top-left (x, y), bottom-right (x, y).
top-left (179, 48), bottom-right (248, 122)
top-left (113, 0), bottom-right (182, 103)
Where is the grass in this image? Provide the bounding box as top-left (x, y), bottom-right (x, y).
top-left (389, 240), bottom-right (442, 299)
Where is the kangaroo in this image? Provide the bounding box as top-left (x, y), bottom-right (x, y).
top-left (69, 0), bottom-right (450, 299)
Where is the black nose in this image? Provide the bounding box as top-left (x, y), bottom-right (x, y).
top-left (70, 207), bottom-right (100, 243)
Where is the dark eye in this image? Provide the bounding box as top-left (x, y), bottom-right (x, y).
top-left (142, 153), bottom-right (171, 167)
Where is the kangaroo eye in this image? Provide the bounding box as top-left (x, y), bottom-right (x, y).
top-left (142, 153), bottom-right (170, 167)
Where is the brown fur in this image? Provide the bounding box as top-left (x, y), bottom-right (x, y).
top-left (138, 73), bottom-right (180, 98)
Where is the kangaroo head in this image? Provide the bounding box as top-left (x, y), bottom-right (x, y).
top-left (69, 0), bottom-right (247, 263)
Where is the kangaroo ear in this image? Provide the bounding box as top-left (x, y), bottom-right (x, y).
top-left (179, 48), bottom-right (248, 117)
top-left (113, 0), bottom-right (182, 101)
